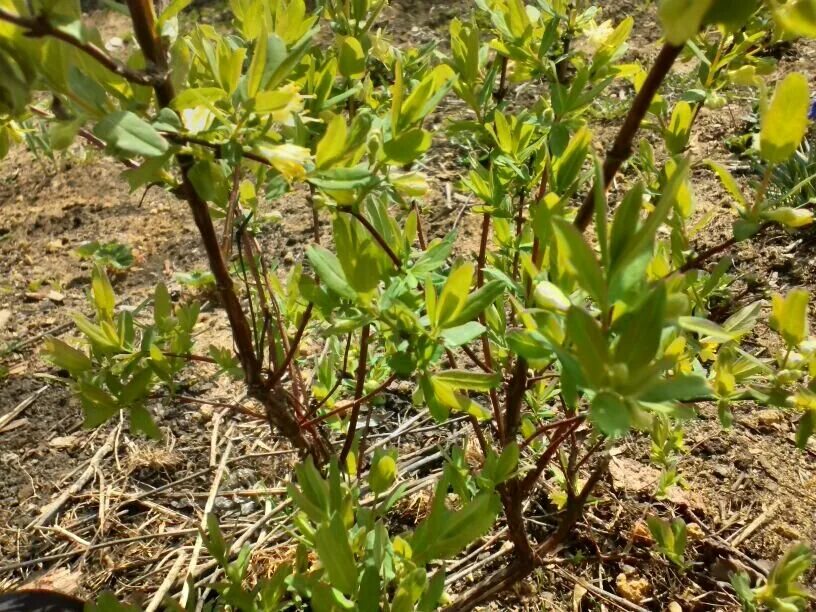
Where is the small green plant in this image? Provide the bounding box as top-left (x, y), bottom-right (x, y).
top-left (76, 240), bottom-right (135, 271)
top-left (174, 269), bottom-right (216, 292)
top-left (646, 515), bottom-right (689, 570)
top-left (731, 543), bottom-right (814, 612)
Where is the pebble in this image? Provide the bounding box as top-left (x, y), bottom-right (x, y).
top-left (240, 501), bottom-right (257, 516)
top-left (213, 496), bottom-right (237, 512)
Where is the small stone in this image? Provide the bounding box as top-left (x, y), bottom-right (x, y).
top-left (46, 239), bottom-right (64, 253)
top-left (756, 409), bottom-right (783, 428)
top-left (630, 520), bottom-right (654, 546)
top-left (49, 435), bottom-right (78, 449)
top-left (213, 496), bottom-right (236, 512)
top-left (283, 251), bottom-right (295, 264)
top-left (229, 467), bottom-right (257, 487)
top-left (46, 290), bottom-right (65, 303)
top-left (240, 501), bottom-right (257, 516)
top-left (686, 522), bottom-right (705, 541)
top-left (667, 603), bottom-right (683, 612)
top-left (616, 573), bottom-right (651, 604)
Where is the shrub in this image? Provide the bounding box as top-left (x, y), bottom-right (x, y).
top-left (2, 0), bottom-right (815, 608)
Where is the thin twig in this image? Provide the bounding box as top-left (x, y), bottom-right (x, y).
top-left (337, 206), bottom-right (401, 268)
top-left (0, 8), bottom-right (159, 86)
top-left (574, 43), bottom-right (683, 231)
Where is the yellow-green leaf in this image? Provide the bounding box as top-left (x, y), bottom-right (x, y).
top-left (658, 0), bottom-right (713, 45)
top-left (771, 289), bottom-right (810, 347)
top-left (761, 73), bottom-right (810, 165)
top-left (338, 36), bottom-right (366, 79)
top-left (316, 113), bottom-right (347, 169)
top-left (434, 263), bottom-right (474, 328)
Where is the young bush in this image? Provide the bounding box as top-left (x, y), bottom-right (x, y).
top-left (2, 0), bottom-right (816, 608)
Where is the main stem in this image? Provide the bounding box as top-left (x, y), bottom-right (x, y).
top-left (573, 43), bottom-right (683, 231)
top-left (125, 0), bottom-right (328, 462)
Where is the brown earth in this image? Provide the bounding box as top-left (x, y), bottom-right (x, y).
top-left (1, 0), bottom-right (815, 610)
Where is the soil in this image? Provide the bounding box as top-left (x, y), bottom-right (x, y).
top-left (1, 0), bottom-right (815, 610)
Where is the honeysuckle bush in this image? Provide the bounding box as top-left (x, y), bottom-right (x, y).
top-left (3, 0), bottom-right (816, 608)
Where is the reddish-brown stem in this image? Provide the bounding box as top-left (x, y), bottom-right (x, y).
top-left (125, 0), bottom-right (327, 462)
top-left (0, 8), bottom-right (158, 86)
top-left (309, 334), bottom-right (353, 415)
top-left (574, 43), bottom-right (683, 231)
top-left (520, 418), bottom-right (583, 495)
top-left (268, 303), bottom-right (314, 387)
top-left (171, 394), bottom-right (266, 421)
top-left (303, 372), bottom-right (396, 428)
top-left (520, 414), bottom-right (585, 451)
top-left (675, 224), bottom-right (770, 274)
top-left (534, 454), bottom-right (609, 558)
top-left (162, 352), bottom-right (217, 364)
top-left (339, 324), bottom-right (371, 466)
top-left (449, 457), bottom-right (608, 611)
top-left (511, 190), bottom-right (526, 282)
top-left (503, 357), bottom-right (528, 443)
top-left (413, 201), bottom-right (427, 250)
top-left (337, 206), bottom-right (402, 268)
top-left (221, 166), bottom-right (242, 257)
top-left (163, 132), bottom-right (272, 167)
top-left (495, 55), bottom-right (509, 102)
top-left (28, 106), bottom-right (139, 169)
top-left (461, 345), bottom-right (491, 373)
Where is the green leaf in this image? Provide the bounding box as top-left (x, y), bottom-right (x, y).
top-left (383, 128), bottom-right (433, 164)
top-left (761, 73), bottom-right (810, 165)
top-left (338, 36), bottom-right (366, 78)
top-left (398, 65), bottom-right (456, 129)
top-left (188, 160), bottom-right (230, 206)
top-left (566, 306), bottom-right (609, 388)
top-left (433, 370), bottom-right (500, 391)
top-left (306, 246), bottom-right (357, 301)
top-left (91, 265), bottom-right (115, 320)
top-left (440, 321), bottom-right (485, 348)
top-left (553, 126), bottom-right (591, 192)
top-left (157, 0), bottom-right (192, 27)
top-left (130, 405), bottom-right (161, 439)
top-left (246, 26), bottom-right (268, 97)
top-left (553, 218), bottom-right (606, 308)
top-left (665, 101), bottom-right (693, 155)
top-left (678, 316), bottom-right (735, 343)
top-left (640, 375), bottom-right (711, 402)
top-left (93, 111), bottom-right (169, 158)
top-left (706, 160), bottom-right (747, 212)
top-left (658, 0), bottom-right (713, 45)
top-left (316, 113), bottom-right (347, 170)
top-left (44, 337), bottom-right (92, 373)
top-left (391, 568), bottom-right (427, 612)
top-left (369, 448), bottom-right (397, 494)
top-left (417, 570), bottom-right (446, 612)
top-left (590, 391), bottom-right (631, 438)
top-left (774, 0), bottom-right (816, 37)
top-left (507, 329), bottom-right (552, 361)
top-left (428, 376), bottom-right (491, 420)
top-left (614, 284), bottom-right (666, 370)
top-left (448, 280), bottom-right (506, 327)
top-left (771, 289), bottom-right (810, 347)
top-left (412, 491), bottom-right (501, 564)
top-left (795, 410), bottom-right (815, 449)
top-left (314, 512), bottom-right (359, 595)
top-left (704, 0), bottom-right (759, 31)
top-left (435, 263), bottom-right (474, 328)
